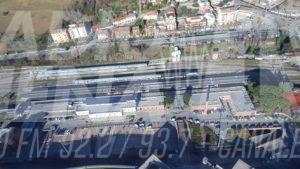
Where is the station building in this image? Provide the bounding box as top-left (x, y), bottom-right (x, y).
top-left (189, 86), bottom-right (256, 118)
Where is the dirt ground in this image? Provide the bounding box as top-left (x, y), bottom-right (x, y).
top-left (0, 0), bottom-right (73, 36)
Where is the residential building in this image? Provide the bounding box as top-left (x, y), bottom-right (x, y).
top-left (165, 7), bottom-right (177, 31)
top-left (131, 26), bottom-right (142, 38)
top-left (144, 22), bottom-right (157, 37)
top-left (112, 26), bottom-right (131, 39)
top-left (96, 29), bottom-right (110, 41)
top-left (184, 16), bottom-right (207, 29)
top-left (217, 6), bottom-right (253, 26)
top-left (143, 10), bottom-right (159, 20)
top-left (156, 20), bottom-right (167, 31)
top-left (189, 86), bottom-right (256, 118)
top-left (50, 29), bottom-right (70, 44)
top-left (67, 24), bottom-right (88, 40)
top-left (112, 14), bottom-right (137, 27)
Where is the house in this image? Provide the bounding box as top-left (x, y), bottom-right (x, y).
top-left (144, 22), bottom-right (157, 37)
top-left (96, 29), bottom-right (110, 41)
top-left (165, 8), bottom-right (177, 31)
top-left (67, 24), bottom-right (88, 40)
top-left (131, 26), bottom-right (142, 38)
top-left (112, 14), bottom-right (137, 27)
top-left (143, 10), bottom-right (159, 20)
top-left (184, 16), bottom-right (207, 29)
top-left (112, 26), bottom-right (131, 39)
top-left (50, 29), bottom-right (70, 44)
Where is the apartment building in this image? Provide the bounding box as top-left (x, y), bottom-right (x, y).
top-left (112, 14), bottom-right (137, 27)
top-left (184, 16), bottom-right (207, 29)
top-left (112, 26), bottom-right (131, 39)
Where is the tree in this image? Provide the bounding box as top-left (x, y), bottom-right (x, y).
top-left (247, 84), bottom-right (291, 114)
top-left (164, 95), bottom-right (174, 106)
top-left (276, 31), bottom-right (293, 54)
top-left (183, 93), bottom-right (191, 106)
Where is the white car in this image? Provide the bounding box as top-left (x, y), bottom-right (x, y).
top-left (146, 124), bottom-right (152, 129)
top-left (171, 116), bottom-right (176, 121)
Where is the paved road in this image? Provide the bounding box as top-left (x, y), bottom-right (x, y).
top-left (0, 29), bottom-right (279, 61)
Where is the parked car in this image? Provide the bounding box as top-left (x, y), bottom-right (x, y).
top-left (171, 116), bottom-right (176, 121)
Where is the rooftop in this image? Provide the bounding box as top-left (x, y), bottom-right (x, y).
top-left (112, 13), bottom-right (136, 23)
top-left (190, 86), bottom-right (256, 113)
top-left (232, 159), bottom-right (252, 169)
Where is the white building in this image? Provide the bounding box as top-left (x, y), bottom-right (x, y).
top-left (88, 111), bottom-right (123, 118)
top-left (217, 6), bottom-right (253, 26)
top-left (184, 16), bottom-right (207, 29)
top-left (68, 24), bottom-right (88, 40)
top-left (50, 29), bottom-right (70, 44)
top-left (165, 8), bottom-right (177, 31)
top-left (171, 46), bottom-right (181, 62)
top-left (204, 13), bottom-right (216, 27)
top-left (175, 0), bottom-right (189, 2)
top-left (75, 95), bottom-right (137, 119)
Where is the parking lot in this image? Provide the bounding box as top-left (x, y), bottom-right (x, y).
top-left (45, 121), bottom-right (179, 159)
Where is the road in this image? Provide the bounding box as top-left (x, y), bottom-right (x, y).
top-left (0, 29), bottom-right (280, 61)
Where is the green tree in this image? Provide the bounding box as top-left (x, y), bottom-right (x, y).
top-left (183, 93), bottom-right (191, 106)
top-left (164, 95), bottom-right (174, 106)
top-left (247, 84), bottom-right (291, 114)
top-left (276, 31), bottom-right (293, 54)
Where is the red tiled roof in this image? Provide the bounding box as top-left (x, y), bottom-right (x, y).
top-left (165, 7), bottom-right (176, 14)
top-left (145, 10), bottom-right (158, 16)
top-left (284, 93), bottom-right (300, 106)
top-left (112, 14), bottom-right (136, 23)
top-left (91, 24), bottom-right (102, 32)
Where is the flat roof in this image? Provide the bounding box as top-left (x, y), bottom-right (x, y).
top-left (190, 86), bottom-right (255, 113)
